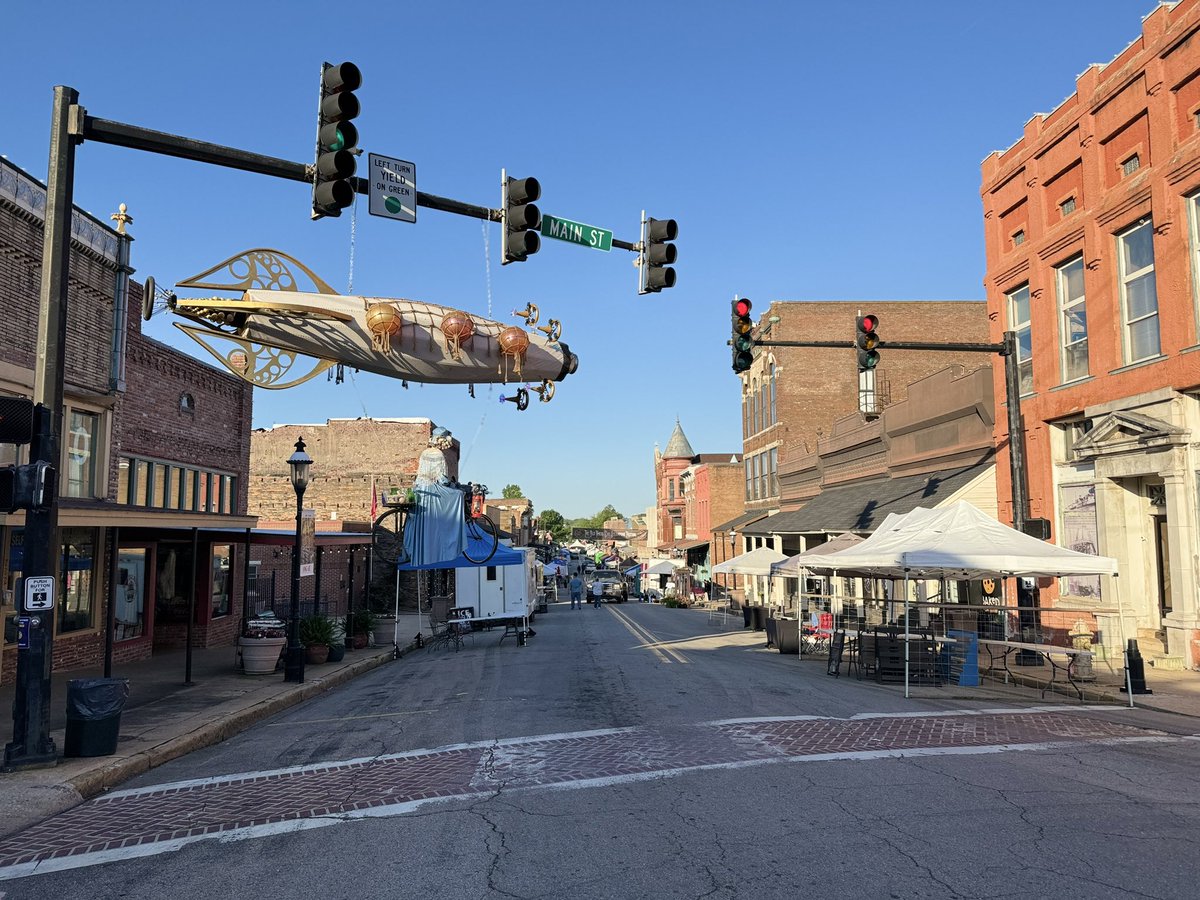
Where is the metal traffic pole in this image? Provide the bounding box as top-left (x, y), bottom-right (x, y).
top-left (5, 85), bottom-right (80, 770)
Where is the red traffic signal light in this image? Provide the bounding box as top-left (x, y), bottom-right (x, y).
top-left (735, 298), bottom-right (752, 317)
top-left (856, 313), bottom-right (880, 370)
top-left (731, 298), bottom-right (754, 373)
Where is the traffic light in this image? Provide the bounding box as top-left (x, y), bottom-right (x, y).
top-left (856, 313), bottom-right (880, 371)
top-left (0, 462), bottom-right (55, 513)
top-left (312, 61), bottom-right (362, 219)
top-left (731, 298), bottom-right (754, 373)
top-left (502, 173), bottom-right (541, 264)
top-left (639, 216), bottom-right (678, 294)
top-left (0, 396), bottom-right (35, 445)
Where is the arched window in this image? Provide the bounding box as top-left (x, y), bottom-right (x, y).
top-left (759, 380), bottom-right (767, 430)
top-left (743, 385), bottom-right (750, 437)
top-left (769, 363), bottom-right (777, 424)
top-left (751, 379), bottom-right (759, 434)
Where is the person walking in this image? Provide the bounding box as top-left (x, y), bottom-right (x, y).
top-left (569, 574), bottom-right (584, 610)
top-left (592, 578), bottom-right (604, 609)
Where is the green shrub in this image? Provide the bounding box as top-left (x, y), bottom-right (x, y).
top-left (298, 614), bottom-right (337, 647)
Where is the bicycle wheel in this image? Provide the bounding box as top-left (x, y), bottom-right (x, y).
top-left (372, 508), bottom-right (409, 566)
top-left (462, 514), bottom-right (499, 564)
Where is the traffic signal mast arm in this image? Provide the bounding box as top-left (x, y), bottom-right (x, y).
top-left (752, 338), bottom-right (1006, 352)
top-left (75, 113), bottom-right (643, 250)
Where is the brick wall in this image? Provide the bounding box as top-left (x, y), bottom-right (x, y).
top-left (753, 301), bottom-right (991, 512)
top-left (249, 420), bottom-right (459, 523)
top-left (117, 294), bottom-right (253, 511)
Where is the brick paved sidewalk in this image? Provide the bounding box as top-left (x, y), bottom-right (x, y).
top-left (0, 709), bottom-right (1169, 879)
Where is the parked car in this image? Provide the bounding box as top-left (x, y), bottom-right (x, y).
top-left (588, 569), bottom-right (628, 603)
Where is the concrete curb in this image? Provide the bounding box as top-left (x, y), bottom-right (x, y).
top-left (65, 646), bottom-right (402, 800)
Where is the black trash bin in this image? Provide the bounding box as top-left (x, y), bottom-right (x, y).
top-left (742, 605), bottom-right (753, 629)
top-left (750, 606), bottom-right (766, 632)
top-left (64, 678), bottom-right (129, 758)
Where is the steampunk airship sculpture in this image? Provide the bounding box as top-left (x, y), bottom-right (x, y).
top-left (145, 248), bottom-right (576, 403)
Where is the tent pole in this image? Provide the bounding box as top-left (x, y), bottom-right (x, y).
top-left (903, 566), bottom-right (911, 700)
top-left (393, 566), bottom-right (400, 655)
top-left (1114, 574), bottom-right (1133, 708)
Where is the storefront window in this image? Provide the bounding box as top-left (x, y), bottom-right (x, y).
top-left (3, 527), bottom-right (22, 644)
top-left (1060, 483), bottom-right (1101, 598)
top-left (155, 542), bottom-right (195, 624)
top-left (116, 548), bottom-right (147, 640)
top-left (212, 544), bottom-right (232, 618)
top-left (58, 528), bottom-right (95, 635)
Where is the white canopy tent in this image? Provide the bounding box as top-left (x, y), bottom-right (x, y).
top-left (712, 547), bottom-right (789, 612)
top-left (772, 532), bottom-right (864, 577)
top-left (791, 502), bottom-right (1126, 702)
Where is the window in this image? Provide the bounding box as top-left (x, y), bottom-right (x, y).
top-left (3, 527), bottom-right (23, 645)
top-left (1012, 230), bottom-right (1026, 247)
top-left (745, 458), bottom-right (752, 501)
top-left (752, 379), bottom-right (760, 433)
top-left (1059, 484), bottom-right (1101, 599)
top-left (1007, 284), bottom-right (1033, 394)
top-left (1188, 192), bottom-right (1200, 330)
top-left (1117, 219), bottom-right (1160, 362)
top-left (753, 454), bottom-right (762, 500)
top-left (769, 447), bottom-right (778, 497)
top-left (769, 363), bottom-right (777, 424)
top-left (743, 389), bottom-right (750, 438)
top-left (1056, 256), bottom-right (1088, 382)
top-left (1059, 197), bottom-right (1076, 217)
top-left (211, 544), bottom-right (232, 618)
top-left (486, 566), bottom-right (497, 581)
top-left (58, 527), bottom-right (96, 635)
top-left (116, 548), bottom-right (147, 641)
top-left (65, 410), bottom-right (98, 498)
top-left (668, 478), bottom-right (674, 501)
top-left (1122, 154), bottom-right (1140, 177)
top-left (117, 457), bottom-right (236, 512)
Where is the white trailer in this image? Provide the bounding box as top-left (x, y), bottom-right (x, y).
top-left (455, 546), bottom-right (543, 641)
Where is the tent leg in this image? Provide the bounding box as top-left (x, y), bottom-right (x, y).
top-left (903, 569), bottom-right (910, 700)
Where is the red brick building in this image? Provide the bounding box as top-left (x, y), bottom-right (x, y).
top-left (981, 0), bottom-right (1200, 666)
top-left (0, 157), bottom-right (256, 682)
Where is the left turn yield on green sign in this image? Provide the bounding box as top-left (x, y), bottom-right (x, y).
top-left (368, 153), bottom-right (417, 222)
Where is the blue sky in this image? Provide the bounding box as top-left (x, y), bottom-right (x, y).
top-left (3, 0), bottom-right (1159, 519)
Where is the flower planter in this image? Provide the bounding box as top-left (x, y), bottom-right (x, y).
top-left (239, 636), bottom-right (286, 675)
top-left (372, 618), bottom-right (396, 648)
top-left (305, 643), bottom-right (330, 665)
top-left (327, 643), bottom-right (346, 663)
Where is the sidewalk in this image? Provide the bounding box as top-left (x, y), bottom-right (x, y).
top-left (0, 637), bottom-right (403, 840)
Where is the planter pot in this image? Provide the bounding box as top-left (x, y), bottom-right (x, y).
top-left (352, 634), bottom-right (369, 650)
top-left (372, 619), bottom-right (396, 647)
top-left (305, 643), bottom-right (330, 665)
top-left (240, 636), bottom-right (286, 675)
top-left (327, 643), bottom-right (346, 663)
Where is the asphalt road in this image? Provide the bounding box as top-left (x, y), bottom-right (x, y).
top-left (2, 601), bottom-right (1198, 899)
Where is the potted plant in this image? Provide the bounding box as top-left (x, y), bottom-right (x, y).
top-left (326, 617), bottom-right (346, 663)
top-left (348, 608), bottom-right (373, 649)
top-left (299, 613), bottom-right (337, 665)
top-left (240, 613), bottom-right (287, 675)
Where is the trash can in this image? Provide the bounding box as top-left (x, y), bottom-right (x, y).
top-left (750, 606), bottom-right (766, 632)
top-left (742, 605), bottom-right (753, 629)
top-left (64, 678), bottom-right (130, 758)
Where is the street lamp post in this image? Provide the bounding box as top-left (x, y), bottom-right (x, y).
top-left (284, 437), bottom-right (312, 683)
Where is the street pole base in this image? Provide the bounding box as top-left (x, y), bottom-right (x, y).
top-left (3, 740), bottom-right (59, 772)
top-left (283, 646), bottom-right (306, 683)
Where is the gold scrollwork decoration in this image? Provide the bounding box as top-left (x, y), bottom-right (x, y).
top-left (176, 249), bottom-right (337, 295)
top-left (174, 324), bottom-right (336, 389)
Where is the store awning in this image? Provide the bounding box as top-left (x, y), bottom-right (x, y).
top-left (711, 510), bottom-right (768, 534)
top-left (741, 462), bottom-right (991, 536)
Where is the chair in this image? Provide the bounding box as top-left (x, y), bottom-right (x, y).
top-left (856, 633), bottom-right (877, 681)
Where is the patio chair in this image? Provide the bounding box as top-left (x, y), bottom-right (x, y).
top-left (856, 632), bottom-right (877, 681)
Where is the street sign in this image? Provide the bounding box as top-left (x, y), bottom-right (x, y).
top-left (367, 153), bottom-right (416, 223)
top-left (540, 214), bottom-right (612, 252)
top-left (24, 576), bottom-right (54, 612)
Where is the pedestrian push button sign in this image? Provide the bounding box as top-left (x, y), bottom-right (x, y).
top-left (24, 575), bottom-right (55, 612)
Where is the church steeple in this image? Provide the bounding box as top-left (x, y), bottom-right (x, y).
top-left (662, 418), bottom-right (695, 459)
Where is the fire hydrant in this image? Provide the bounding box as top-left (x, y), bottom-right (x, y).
top-left (1068, 619), bottom-right (1095, 681)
